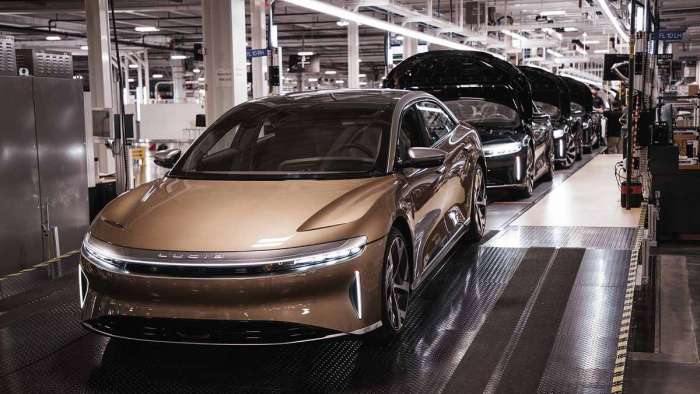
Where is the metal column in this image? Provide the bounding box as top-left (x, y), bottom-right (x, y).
top-left (171, 58), bottom-right (185, 103)
top-left (348, 21), bottom-right (360, 89)
top-left (201, 0), bottom-right (248, 123)
top-left (85, 0), bottom-right (113, 111)
top-left (250, 0), bottom-right (268, 98)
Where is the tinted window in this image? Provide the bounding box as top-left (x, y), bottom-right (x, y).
top-left (444, 98), bottom-right (520, 128)
top-left (397, 105), bottom-right (431, 160)
top-left (416, 101), bottom-right (457, 141)
top-left (171, 102), bottom-right (391, 180)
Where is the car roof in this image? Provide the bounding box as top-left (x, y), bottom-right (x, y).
top-left (257, 89), bottom-right (426, 107)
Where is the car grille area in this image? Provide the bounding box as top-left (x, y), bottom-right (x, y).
top-left (85, 316), bottom-right (341, 345)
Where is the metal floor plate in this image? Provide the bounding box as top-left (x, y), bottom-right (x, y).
top-left (485, 226), bottom-right (636, 250)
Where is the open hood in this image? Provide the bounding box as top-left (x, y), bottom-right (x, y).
top-left (561, 76), bottom-right (593, 112)
top-left (384, 50), bottom-right (533, 121)
top-left (519, 66), bottom-right (571, 117)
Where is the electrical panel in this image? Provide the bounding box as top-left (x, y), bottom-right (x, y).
top-left (15, 49), bottom-right (73, 78)
top-left (0, 35), bottom-right (16, 76)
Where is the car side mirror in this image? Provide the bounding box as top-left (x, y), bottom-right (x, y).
top-left (153, 149), bottom-right (181, 168)
top-left (399, 147), bottom-right (446, 169)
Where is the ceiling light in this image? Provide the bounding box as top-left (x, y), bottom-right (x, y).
top-left (128, 64), bottom-right (138, 69)
top-left (45, 36), bottom-right (61, 41)
top-left (281, 0), bottom-right (485, 54)
top-left (539, 11), bottom-right (566, 16)
top-left (359, 81), bottom-right (367, 86)
top-left (564, 27), bottom-right (578, 32)
top-left (308, 78), bottom-right (318, 82)
top-left (547, 49), bottom-right (564, 58)
top-left (170, 54), bottom-right (187, 60)
top-left (297, 51), bottom-right (314, 56)
top-left (246, 61), bottom-right (251, 66)
top-left (336, 80), bottom-right (344, 84)
top-left (594, 49), bottom-right (610, 54)
top-left (395, 35), bottom-right (404, 41)
top-left (198, 77), bottom-right (205, 81)
top-left (594, 0), bottom-right (629, 43)
top-left (80, 45), bottom-right (88, 50)
top-left (192, 68), bottom-right (201, 74)
top-left (337, 20), bottom-right (349, 27)
top-left (582, 40), bottom-right (600, 44)
top-left (501, 29), bottom-right (528, 41)
top-left (127, 78), bottom-right (134, 83)
top-left (325, 70), bottom-right (337, 75)
top-left (134, 26), bottom-right (160, 32)
top-left (152, 74), bottom-right (163, 79)
top-left (359, 73), bottom-right (367, 77)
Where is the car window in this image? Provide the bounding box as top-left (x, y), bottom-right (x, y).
top-left (416, 100), bottom-right (457, 141)
top-left (397, 105), bottom-right (431, 160)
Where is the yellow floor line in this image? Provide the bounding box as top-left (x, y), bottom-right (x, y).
top-left (0, 250), bottom-right (79, 281)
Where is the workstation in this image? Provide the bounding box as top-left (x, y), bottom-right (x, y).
top-left (0, 1), bottom-right (698, 393)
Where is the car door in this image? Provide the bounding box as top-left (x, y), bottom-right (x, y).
top-left (400, 100), bottom-right (468, 277)
top-left (531, 109), bottom-right (551, 176)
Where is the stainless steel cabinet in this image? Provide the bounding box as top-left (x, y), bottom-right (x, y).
top-left (0, 76), bottom-right (88, 274)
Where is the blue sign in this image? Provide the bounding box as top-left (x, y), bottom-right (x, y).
top-left (656, 31), bottom-right (683, 41)
top-left (247, 48), bottom-right (269, 59)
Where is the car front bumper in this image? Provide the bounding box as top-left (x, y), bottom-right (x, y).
top-left (484, 148), bottom-right (528, 189)
top-left (79, 238), bottom-right (386, 345)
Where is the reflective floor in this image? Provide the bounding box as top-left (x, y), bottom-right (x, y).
top-left (0, 148), bottom-right (636, 393)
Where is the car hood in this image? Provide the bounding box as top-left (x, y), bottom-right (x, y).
top-left (477, 128), bottom-right (525, 144)
top-left (90, 176), bottom-right (397, 252)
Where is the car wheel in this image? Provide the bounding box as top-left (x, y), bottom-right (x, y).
top-left (542, 145), bottom-right (555, 181)
top-left (575, 136), bottom-right (583, 160)
top-left (559, 134), bottom-right (577, 169)
top-left (370, 228), bottom-right (412, 342)
top-left (592, 131), bottom-right (600, 149)
top-left (467, 164), bottom-right (487, 241)
top-left (519, 147), bottom-right (535, 198)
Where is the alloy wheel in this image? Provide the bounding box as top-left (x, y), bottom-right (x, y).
top-left (563, 135), bottom-right (577, 168)
top-left (472, 166), bottom-right (487, 236)
top-left (384, 236), bottom-right (411, 331)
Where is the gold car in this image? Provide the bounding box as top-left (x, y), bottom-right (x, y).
top-left (79, 89), bottom-right (486, 345)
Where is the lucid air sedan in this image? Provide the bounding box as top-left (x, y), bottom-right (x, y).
top-left (384, 50), bottom-right (554, 197)
top-left (562, 76), bottom-right (598, 154)
top-left (519, 66), bottom-right (580, 169)
top-left (79, 89), bottom-right (487, 345)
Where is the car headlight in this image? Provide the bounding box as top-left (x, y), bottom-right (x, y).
top-left (81, 233), bottom-right (367, 274)
top-left (483, 141), bottom-right (522, 157)
top-left (553, 128), bottom-right (565, 139)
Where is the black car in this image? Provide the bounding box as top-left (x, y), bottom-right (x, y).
top-left (384, 50), bottom-right (554, 197)
top-left (519, 66), bottom-right (579, 169)
top-left (562, 76), bottom-right (599, 154)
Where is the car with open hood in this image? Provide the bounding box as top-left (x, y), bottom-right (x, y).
top-left (79, 89), bottom-right (487, 345)
top-left (519, 66), bottom-right (580, 169)
top-left (384, 50), bottom-right (554, 197)
top-left (562, 76), bottom-right (599, 154)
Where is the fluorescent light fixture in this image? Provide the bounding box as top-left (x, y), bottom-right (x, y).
top-left (543, 27), bottom-right (563, 41)
top-left (128, 64), bottom-right (138, 69)
top-left (192, 68), bottom-right (201, 73)
top-left (308, 78), bottom-right (318, 82)
top-left (281, 0), bottom-right (482, 53)
top-left (395, 35), bottom-right (404, 41)
top-left (246, 61), bottom-right (251, 66)
top-left (325, 70), bottom-right (337, 75)
top-left (358, 73), bottom-right (367, 78)
top-left (594, 49), bottom-right (610, 54)
top-left (152, 73), bottom-right (163, 79)
top-left (564, 27), bottom-right (578, 32)
top-left (539, 11), bottom-right (566, 16)
top-left (198, 77), bottom-right (204, 82)
top-left (337, 20), bottom-right (349, 27)
top-left (170, 54), bottom-right (187, 60)
top-left (127, 78), bottom-right (134, 82)
top-left (547, 49), bottom-right (564, 58)
top-left (134, 26), bottom-right (160, 32)
top-left (45, 36), bottom-right (61, 41)
top-left (594, 0), bottom-right (629, 43)
top-left (335, 79), bottom-right (344, 84)
top-left (582, 40), bottom-right (600, 44)
top-left (359, 81), bottom-right (367, 86)
top-left (297, 51), bottom-right (314, 56)
top-left (501, 29), bottom-right (528, 41)
top-left (80, 45), bottom-right (88, 50)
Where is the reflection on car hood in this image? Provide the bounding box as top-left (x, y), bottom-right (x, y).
top-left (90, 176), bottom-right (397, 252)
top-left (476, 128), bottom-right (524, 144)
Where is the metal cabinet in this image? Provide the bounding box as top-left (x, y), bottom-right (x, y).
top-left (0, 75), bottom-right (88, 274)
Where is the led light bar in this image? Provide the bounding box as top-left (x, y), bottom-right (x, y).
top-left (281, 0), bottom-right (485, 54)
top-left (501, 29), bottom-right (528, 42)
top-left (594, 0), bottom-right (630, 43)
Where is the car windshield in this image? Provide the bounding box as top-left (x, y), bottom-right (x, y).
top-left (571, 102), bottom-right (584, 114)
top-left (170, 102), bottom-right (391, 180)
top-left (444, 98), bottom-right (520, 128)
top-left (535, 101), bottom-right (561, 119)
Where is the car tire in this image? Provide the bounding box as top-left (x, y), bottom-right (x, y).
top-left (368, 227), bottom-right (412, 343)
top-left (541, 146), bottom-right (555, 182)
top-left (575, 136), bottom-right (583, 161)
top-left (467, 164), bottom-right (487, 242)
top-left (519, 147), bottom-right (535, 198)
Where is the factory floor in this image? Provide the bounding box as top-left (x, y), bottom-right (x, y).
top-left (0, 148), bottom-right (648, 393)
